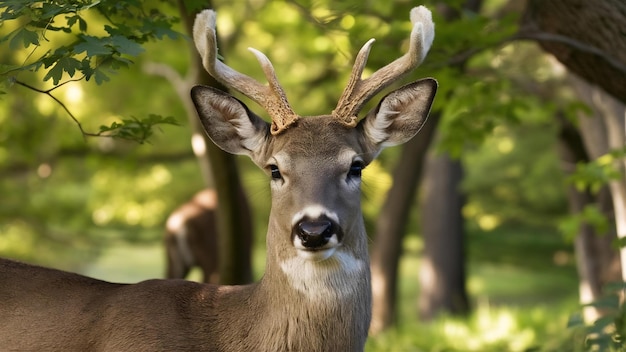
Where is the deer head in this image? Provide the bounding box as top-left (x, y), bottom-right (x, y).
top-left (190, 8), bottom-right (436, 297)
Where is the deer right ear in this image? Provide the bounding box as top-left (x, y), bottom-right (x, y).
top-left (191, 85), bottom-right (270, 156)
top-left (358, 78), bottom-right (437, 153)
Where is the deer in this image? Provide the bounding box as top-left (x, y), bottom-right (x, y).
top-left (164, 189), bottom-right (220, 283)
top-left (0, 5), bottom-right (436, 352)
top-left (164, 188), bottom-right (253, 284)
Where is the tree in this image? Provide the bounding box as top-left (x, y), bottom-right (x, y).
top-left (170, 0), bottom-right (254, 284)
top-left (521, 0), bottom-right (626, 104)
top-left (418, 147), bottom-right (469, 320)
top-left (369, 113), bottom-right (439, 333)
top-left (523, 0), bottom-right (626, 282)
top-left (370, 0), bottom-right (494, 331)
top-left (557, 112), bottom-right (621, 322)
top-left (568, 76), bottom-right (626, 283)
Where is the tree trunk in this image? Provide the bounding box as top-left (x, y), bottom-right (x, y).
top-left (522, 0), bottom-right (626, 103)
top-left (369, 113), bottom-right (439, 334)
top-left (557, 113), bottom-right (621, 322)
top-left (418, 149), bottom-right (469, 321)
top-left (175, 1), bottom-right (253, 284)
top-left (369, 0), bottom-right (481, 333)
top-left (568, 75), bottom-right (626, 284)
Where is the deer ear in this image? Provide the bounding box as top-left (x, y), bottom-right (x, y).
top-left (191, 85), bottom-right (270, 156)
top-left (358, 78), bottom-right (437, 150)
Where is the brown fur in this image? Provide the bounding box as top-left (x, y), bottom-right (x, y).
top-left (164, 189), bottom-right (219, 283)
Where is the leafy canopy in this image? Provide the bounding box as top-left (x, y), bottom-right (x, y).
top-left (0, 0), bottom-right (181, 142)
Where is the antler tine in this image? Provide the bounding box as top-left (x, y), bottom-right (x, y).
top-left (247, 48), bottom-right (300, 135)
top-left (332, 6), bottom-right (435, 123)
top-left (193, 10), bottom-right (299, 135)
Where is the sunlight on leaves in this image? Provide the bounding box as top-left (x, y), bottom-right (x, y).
top-left (558, 204), bottom-right (610, 242)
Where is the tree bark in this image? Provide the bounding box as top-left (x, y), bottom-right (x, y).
top-left (568, 75), bottom-right (626, 284)
top-left (557, 113), bottom-right (621, 322)
top-left (418, 148), bottom-right (469, 321)
top-left (370, 113), bottom-right (439, 334)
top-left (172, 1), bottom-right (253, 284)
top-left (522, 0), bottom-right (626, 103)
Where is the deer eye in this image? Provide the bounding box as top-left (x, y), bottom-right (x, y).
top-left (269, 165), bottom-right (282, 180)
top-left (348, 161), bottom-right (363, 178)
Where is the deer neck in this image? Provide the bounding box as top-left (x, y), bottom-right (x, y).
top-left (263, 206), bottom-right (371, 297)
top-left (211, 217), bottom-right (371, 351)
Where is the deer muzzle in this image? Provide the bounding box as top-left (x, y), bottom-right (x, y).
top-left (292, 216), bottom-right (343, 259)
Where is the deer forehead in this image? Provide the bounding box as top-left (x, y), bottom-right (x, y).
top-left (266, 116), bottom-right (365, 164)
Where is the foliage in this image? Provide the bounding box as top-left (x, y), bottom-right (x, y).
top-left (566, 282), bottom-right (626, 351)
top-left (0, 0), bottom-right (181, 142)
top-left (97, 114), bottom-right (179, 143)
top-left (463, 122), bottom-right (567, 231)
top-left (558, 204), bottom-right (611, 243)
top-left (557, 146), bottom-right (625, 242)
top-left (1, 0), bottom-right (179, 83)
top-left (366, 303), bottom-right (574, 352)
top-left (568, 147), bottom-right (626, 193)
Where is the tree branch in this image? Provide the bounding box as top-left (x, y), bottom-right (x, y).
top-left (143, 62), bottom-right (189, 101)
top-left (514, 29), bottom-right (626, 76)
top-left (14, 80), bottom-right (100, 140)
top-left (432, 29), bottom-right (626, 76)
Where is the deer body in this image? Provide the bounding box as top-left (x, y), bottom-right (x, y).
top-left (1, 251), bottom-right (366, 351)
top-left (165, 189), bottom-right (220, 283)
top-left (0, 6), bottom-right (436, 352)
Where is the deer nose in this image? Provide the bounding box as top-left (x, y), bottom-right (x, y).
top-left (296, 220), bottom-right (333, 249)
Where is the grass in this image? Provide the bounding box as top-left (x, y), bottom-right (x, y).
top-left (363, 226), bottom-right (580, 351)
top-left (80, 242), bottom-right (166, 283)
top-left (79, 225), bottom-right (581, 351)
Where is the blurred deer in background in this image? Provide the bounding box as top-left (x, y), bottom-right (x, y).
top-left (0, 6), bottom-right (436, 351)
top-left (164, 189), bottom-right (219, 283)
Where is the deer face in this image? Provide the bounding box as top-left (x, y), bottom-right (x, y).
top-left (191, 6), bottom-right (436, 267)
top-left (263, 117), bottom-right (366, 262)
top-left (191, 79), bottom-right (436, 266)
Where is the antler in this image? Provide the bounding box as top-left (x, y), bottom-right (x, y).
top-left (332, 6), bottom-right (435, 126)
top-left (193, 10), bottom-right (298, 135)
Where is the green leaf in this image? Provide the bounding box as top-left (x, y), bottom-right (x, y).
top-left (109, 35), bottom-right (144, 56)
top-left (615, 237), bottom-right (626, 249)
top-left (140, 18), bottom-right (181, 40)
top-left (93, 69), bottom-right (110, 85)
top-left (43, 57), bottom-right (81, 85)
top-left (78, 16), bottom-right (88, 32)
top-left (66, 14), bottom-right (88, 32)
top-left (591, 315), bottom-right (617, 331)
top-left (75, 35), bottom-right (112, 56)
top-left (40, 2), bottom-right (66, 20)
top-left (9, 28), bottom-right (39, 49)
top-left (558, 204), bottom-right (610, 241)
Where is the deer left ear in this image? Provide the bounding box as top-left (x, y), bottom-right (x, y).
top-left (191, 85), bottom-right (270, 157)
top-left (358, 78), bottom-right (437, 150)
